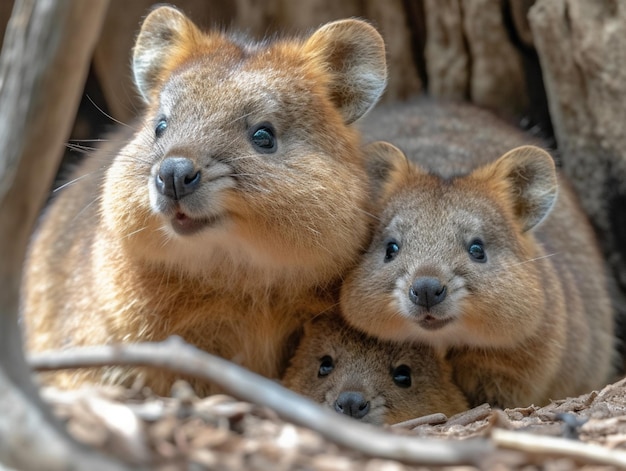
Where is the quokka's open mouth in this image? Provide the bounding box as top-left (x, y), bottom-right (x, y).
top-left (417, 314), bottom-right (454, 331)
top-left (170, 211), bottom-right (221, 235)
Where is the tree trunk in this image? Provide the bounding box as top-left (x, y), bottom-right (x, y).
top-left (423, 0), bottom-right (529, 118)
top-left (0, 0), bottom-right (130, 469)
top-left (529, 0), bottom-right (626, 300)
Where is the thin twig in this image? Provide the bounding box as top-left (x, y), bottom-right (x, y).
top-left (391, 413), bottom-right (448, 429)
top-left (491, 428), bottom-right (626, 467)
top-left (29, 337), bottom-right (493, 467)
top-left (446, 403), bottom-right (493, 427)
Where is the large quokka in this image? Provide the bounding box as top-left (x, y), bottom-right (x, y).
top-left (341, 100), bottom-right (618, 408)
top-left (282, 313), bottom-right (468, 425)
top-left (21, 6), bottom-right (388, 395)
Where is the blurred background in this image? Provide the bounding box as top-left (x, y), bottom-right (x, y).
top-left (0, 0), bottom-right (547, 144)
top-left (3, 0), bottom-right (626, 312)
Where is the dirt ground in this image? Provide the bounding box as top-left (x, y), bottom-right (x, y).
top-left (42, 374), bottom-right (626, 470)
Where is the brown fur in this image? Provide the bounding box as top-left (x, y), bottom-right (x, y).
top-left (282, 314), bottom-right (468, 425)
top-left (341, 99), bottom-right (617, 408)
top-left (21, 6), bottom-right (387, 395)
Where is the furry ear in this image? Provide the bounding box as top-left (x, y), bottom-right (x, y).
top-left (132, 6), bottom-right (201, 103)
top-left (303, 19), bottom-right (387, 124)
top-left (363, 141), bottom-right (427, 205)
top-left (479, 145), bottom-right (558, 232)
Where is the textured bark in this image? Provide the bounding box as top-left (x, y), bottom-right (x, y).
top-left (362, 0), bottom-right (423, 102)
top-left (509, 0), bottom-right (535, 47)
top-left (0, 1), bottom-right (13, 45)
top-left (242, 0), bottom-right (425, 102)
top-left (90, 0), bottom-right (422, 124)
top-left (423, 0), bottom-right (529, 117)
top-left (424, 0), bottom-right (469, 101)
top-left (462, 0), bottom-right (527, 115)
top-left (529, 0), bottom-right (626, 297)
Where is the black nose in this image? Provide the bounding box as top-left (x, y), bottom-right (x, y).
top-left (155, 157), bottom-right (201, 200)
top-left (334, 391), bottom-right (370, 419)
top-left (409, 277), bottom-right (447, 309)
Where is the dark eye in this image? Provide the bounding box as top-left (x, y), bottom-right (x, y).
top-left (318, 355), bottom-right (334, 377)
top-left (155, 117), bottom-right (167, 138)
top-left (249, 123), bottom-right (277, 153)
top-left (392, 364), bottom-right (411, 388)
top-left (468, 239), bottom-right (486, 262)
top-left (384, 239), bottom-right (400, 262)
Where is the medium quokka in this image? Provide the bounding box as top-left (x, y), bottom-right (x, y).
top-left (282, 313), bottom-right (468, 425)
top-left (341, 100), bottom-right (618, 408)
top-left (21, 6), bottom-right (388, 395)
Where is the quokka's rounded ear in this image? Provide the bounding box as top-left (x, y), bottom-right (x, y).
top-left (132, 6), bottom-right (201, 103)
top-left (303, 19), bottom-right (387, 124)
top-left (363, 141), bottom-right (417, 204)
top-left (478, 145), bottom-right (558, 232)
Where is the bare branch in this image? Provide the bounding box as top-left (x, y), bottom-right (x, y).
top-left (491, 428), bottom-right (626, 467)
top-left (29, 337), bottom-right (494, 467)
top-left (31, 337), bottom-right (626, 467)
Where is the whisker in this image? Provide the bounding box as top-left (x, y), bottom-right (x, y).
top-left (314, 300), bottom-right (341, 317)
top-left (65, 138), bottom-right (156, 167)
top-left (65, 143), bottom-right (99, 153)
top-left (86, 95), bottom-right (132, 128)
top-left (500, 252), bottom-right (560, 269)
top-left (112, 155), bottom-right (153, 166)
top-left (64, 151), bottom-right (154, 168)
top-left (69, 197), bottom-right (99, 225)
top-left (241, 182), bottom-right (272, 193)
top-left (158, 228), bottom-right (173, 249)
top-left (53, 171), bottom-right (102, 192)
top-left (68, 138), bottom-right (109, 143)
top-left (118, 226), bottom-right (149, 241)
top-left (227, 155), bottom-right (257, 163)
top-left (352, 206), bottom-right (380, 222)
top-left (226, 111), bottom-right (254, 127)
top-left (229, 172), bottom-right (266, 178)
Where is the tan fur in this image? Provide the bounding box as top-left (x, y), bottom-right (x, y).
top-left (341, 99), bottom-right (617, 408)
top-left (282, 314), bottom-right (468, 425)
top-left (21, 6), bottom-right (387, 396)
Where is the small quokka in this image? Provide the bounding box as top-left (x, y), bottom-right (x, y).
top-left (21, 6), bottom-right (388, 395)
top-left (341, 100), bottom-right (618, 408)
top-left (282, 314), bottom-right (468, 425)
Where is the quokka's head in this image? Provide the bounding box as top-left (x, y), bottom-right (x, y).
top-left (282, 313), bottom-right (468, 425)
top-left (100, 6), bottom-right (388, 280)
top-left (341, 143), bottom-right (559, 349)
